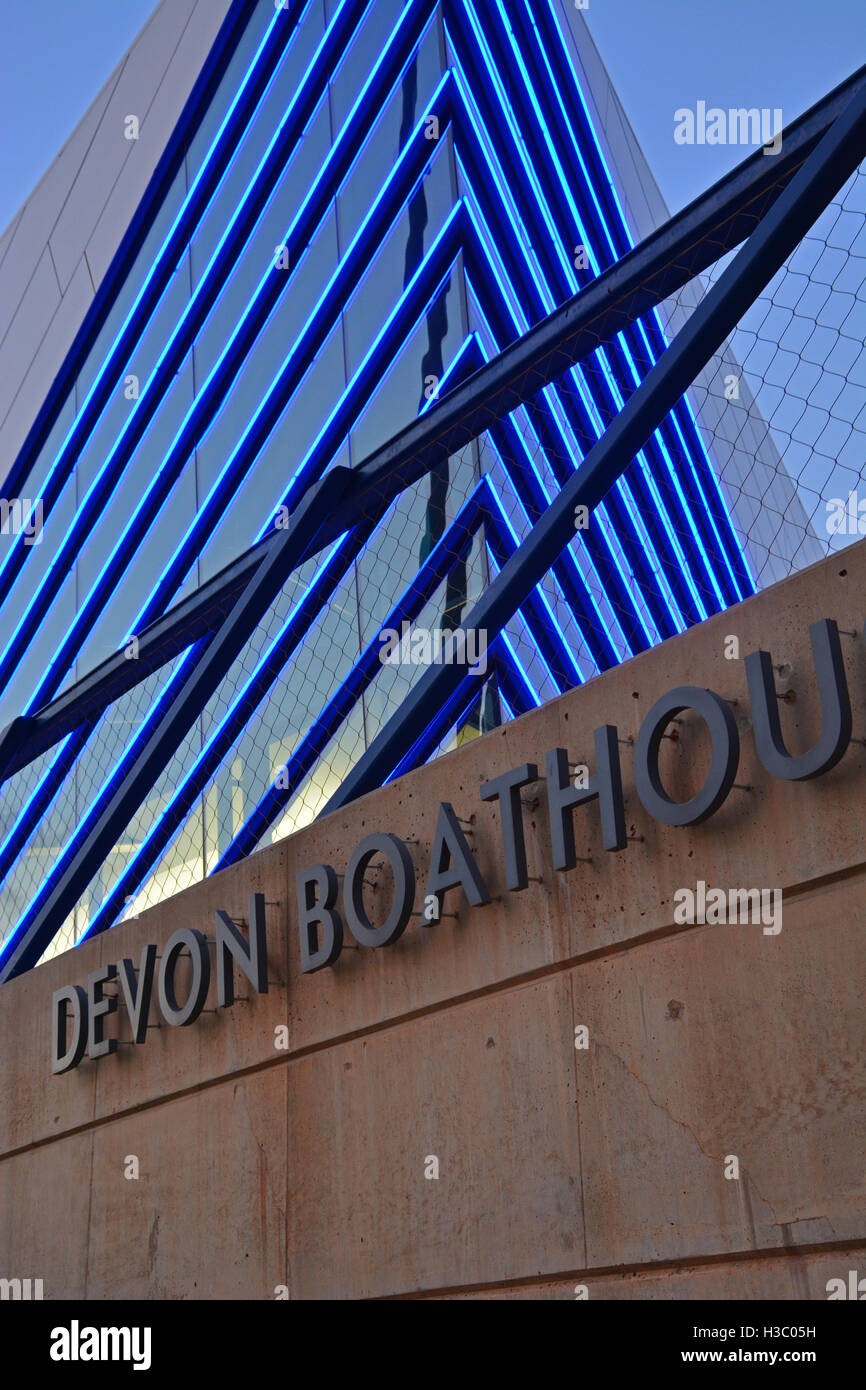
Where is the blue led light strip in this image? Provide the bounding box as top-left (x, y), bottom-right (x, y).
top-left (0, 0), bottom-right (316, 607)
top-left (447, 13), bottom-right (718, 627)
top-left (445, 36), bottom-right (696, 636)
top-left (462, 266), bottom-right (655, 659)
top-left (1, 0), bottom-right (290, 508)
top-left (494, 0), bottom-right (740, 610)
top-left (478, 0), bottom-right (730, 612)
top-left (80, 339), bottom-right (486, 924)
top-left (0, 0), bottom-right (382, 701)
top-left (517, 0), bottom-right (753, 599)
top-left (383, 652), bottom-right (498, 780)
top-left (457, 0), bottom-right (734, 618)
top-left (0, 202), bottom-right (466, 908)
top-left (451, 120), bottom-right (681, 646)
top-left (134, 69), bottom-right (455, 630)
top-left (497, 634), bottom-right (539, 715)
top-left (481, 469), bottom-right (586, 691)
top-left (459, 183), bottom-right (679, 644)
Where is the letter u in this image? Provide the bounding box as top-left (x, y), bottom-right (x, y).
top-left (745, 619), bottom-right (851, 779)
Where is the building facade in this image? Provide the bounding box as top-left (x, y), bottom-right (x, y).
top-left (0, 0), bottom-right (817, 971)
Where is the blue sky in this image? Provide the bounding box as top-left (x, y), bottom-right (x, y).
top-left (0, 0), bottom-right (161, 233)
top-left (585, 0), bottom-right (865, 213)
top-left (1, 0), bottom-right (863, 232)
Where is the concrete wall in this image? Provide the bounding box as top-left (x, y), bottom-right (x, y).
top-left (1, 540), bottom-right (865, 1300)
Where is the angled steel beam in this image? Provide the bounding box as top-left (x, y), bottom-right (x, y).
top-left (5, 63), bottom-right (865, 783)
top-left (0, 466), bottom-right (353, 982)
top-left (322, 77), bottom-right (866, 814)
top-left (488, 0), bottom-right (748, 605)
top-left (31, 67), bottom-right (452, 710)
top-left (213, 484), bottom-right (487, 870)
top-left (79, 515), bottom-right (380, 940)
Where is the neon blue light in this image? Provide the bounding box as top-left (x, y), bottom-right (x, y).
top-left (132, 72), bottom-right (451, 628)
top-left (0, 1), bottom-right (310, 594)
top-left (0, 0), bottom-right (764, 957)
top-left (475, 239), bottom-right (688, 638)
top-left (453, 9), bottom-right (716, 617)
top-left (463, 270), bottom-right (649, 655)
top-left (498, 625), bottom-right (542, 708)
top-left (0, 0), bottom-right (362, 697)
top-left (497, 688), bottom-right (515, 720)
top-left (463, 285), bottom-right (630, 662)
top-left (483, 464), bottom-right (589, 686)
top-left (446, 43), bottom-right (701, 628)
top-left (10, 0), bottom-right (433, 710)
top-left (452, 10), bottom-right (716, 621)
top-left (525, 0), bottom-right (752, 597)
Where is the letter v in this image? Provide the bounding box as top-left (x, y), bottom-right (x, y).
top-left (118, 945), bottom-right (158, 1044)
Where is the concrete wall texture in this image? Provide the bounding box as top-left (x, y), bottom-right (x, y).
top-left (0, 537), bottom-right (864, 1300)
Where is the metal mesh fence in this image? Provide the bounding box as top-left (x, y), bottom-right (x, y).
top-left (663, 162), bottom-right (866, 585)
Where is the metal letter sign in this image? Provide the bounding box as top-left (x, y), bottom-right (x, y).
top-left (48, 615), bottom-right (858, 1073)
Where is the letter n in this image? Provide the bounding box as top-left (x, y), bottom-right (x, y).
top-left (216, 893), bottom-right (269, 1006)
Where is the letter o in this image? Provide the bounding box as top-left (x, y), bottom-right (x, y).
top-left (343, 833), bottom-right (415, 947)
top-left (158, 928), bottom-right (211, 1026)
top-left (634, 686), bottom-right (739, 825)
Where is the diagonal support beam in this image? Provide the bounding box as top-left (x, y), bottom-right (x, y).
top-left (321, 78), bottom-right (866, 814)
top-left (0, 467), bottom-right (353, 982)
top-left (5, 63), bottom-right (866, 790)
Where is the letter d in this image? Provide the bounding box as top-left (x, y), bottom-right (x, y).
top-left (51, 985), bottom-right (88, 1074)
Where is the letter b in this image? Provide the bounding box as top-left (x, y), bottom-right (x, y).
top-left (297, 864), bottom-right (343, 972)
